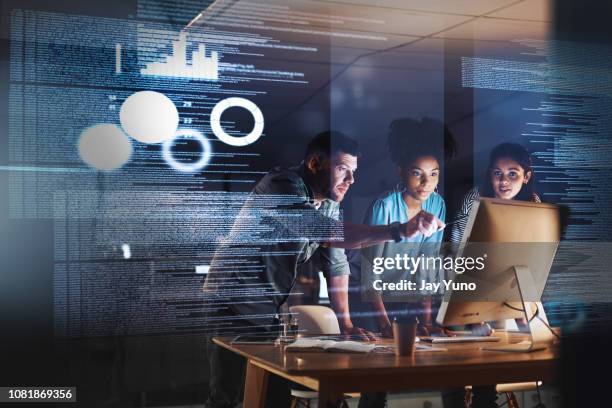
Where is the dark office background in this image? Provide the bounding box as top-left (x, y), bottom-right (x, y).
top-left (2, 0), bottom-right (612, 406)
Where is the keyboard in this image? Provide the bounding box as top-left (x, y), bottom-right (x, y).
top-left (419, 336), bottom-right (501, 343)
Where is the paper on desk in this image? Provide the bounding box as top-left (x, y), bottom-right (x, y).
top-left (285, 338), bottom-right (376, 353)
top-left (372, 345), bottom-right (447, 354)
top-left (416, 345), bottom-right (447, 352)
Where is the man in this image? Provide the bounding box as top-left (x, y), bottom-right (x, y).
top-left (204, 131), bottom-right (444, 408)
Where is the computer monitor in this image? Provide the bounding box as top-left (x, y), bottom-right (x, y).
top-left (436, 198), bottom-right (562, 351)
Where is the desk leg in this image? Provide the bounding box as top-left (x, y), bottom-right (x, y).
top-left (318, 380), bottom-right (343, 408)
top-left (243, 359), bottom-right (269, 408)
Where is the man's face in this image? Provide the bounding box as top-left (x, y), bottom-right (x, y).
top-left (318, 152), bottom-right (358, 202)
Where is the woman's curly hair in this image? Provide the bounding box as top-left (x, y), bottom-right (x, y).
top-left (387, 117), bottom-right (456, 169)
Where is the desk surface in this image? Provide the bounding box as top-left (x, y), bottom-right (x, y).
top-left (214, 332), bottom-right (558, 391)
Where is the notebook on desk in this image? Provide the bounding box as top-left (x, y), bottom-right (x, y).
top-left (285, 338), bottom-right (376, 353)
top-left (286, 338), bottom-right (445, 354)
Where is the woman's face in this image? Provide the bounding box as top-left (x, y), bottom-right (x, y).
top-left (490, 157), bottom-right (531, 199)
top-left (400, 156), bottom-right (440, 202)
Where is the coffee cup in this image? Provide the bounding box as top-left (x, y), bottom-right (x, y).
top-left (393, 315), bottom-right (419, 357)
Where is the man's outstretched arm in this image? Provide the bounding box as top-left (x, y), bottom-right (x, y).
top-left (329, 210), bottom-right (445, 249)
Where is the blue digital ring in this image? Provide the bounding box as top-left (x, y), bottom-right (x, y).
top-left (162, 129), bottom-right (212, 172)
top-left (210, 97), bottom-right (264, 147)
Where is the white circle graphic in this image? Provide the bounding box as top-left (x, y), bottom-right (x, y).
top-left (120, 91), bottom-right (179, 144)
top-left (162, 129), bottom-right (212, 173)
top-left (78, 124), bottom-right (132, 171)
top-left (210, 97), bottom-right (264, 147)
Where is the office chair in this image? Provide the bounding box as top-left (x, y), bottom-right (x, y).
top-left (465, 319), bottom-right (544, 407)
top-left (288, 305), bottom-right (354, 408)
top-left (290, 305), bottom-right (341, 335)
top-left (465, 382), bottom-right (542, 408)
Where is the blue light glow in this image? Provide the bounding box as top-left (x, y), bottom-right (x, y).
top-left (162, 129), bottom-right (212, 173)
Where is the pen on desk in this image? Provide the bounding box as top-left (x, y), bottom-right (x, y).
top-left (440, 214), bottom-right (469, 230)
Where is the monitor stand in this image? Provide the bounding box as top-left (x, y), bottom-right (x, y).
top-left (483, 265), bottom-right (555, 353)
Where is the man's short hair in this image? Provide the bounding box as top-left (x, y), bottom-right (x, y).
top-left (304, 131), bottom-right (361, 160)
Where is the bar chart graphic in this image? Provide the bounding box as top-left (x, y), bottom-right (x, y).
top-left (141, 32), bottom-right (219, 80)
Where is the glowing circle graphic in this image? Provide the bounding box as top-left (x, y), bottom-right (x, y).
top-left (78, 124), bottom-right (132, 171)
top-left (120, 91), bottom-right (179, 144)
top-left (162, 129), bottom-right (212, 173)
top-left (210, 97), bottom-right (264, 147)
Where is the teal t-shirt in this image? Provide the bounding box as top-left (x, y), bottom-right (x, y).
top-left (363, 190), bottom-right (446, 297)
top-left (365, 190), bottom-right (446, 242)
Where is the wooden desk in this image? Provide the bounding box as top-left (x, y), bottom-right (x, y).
top-left (213, 333), bottom-right (558, 408)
